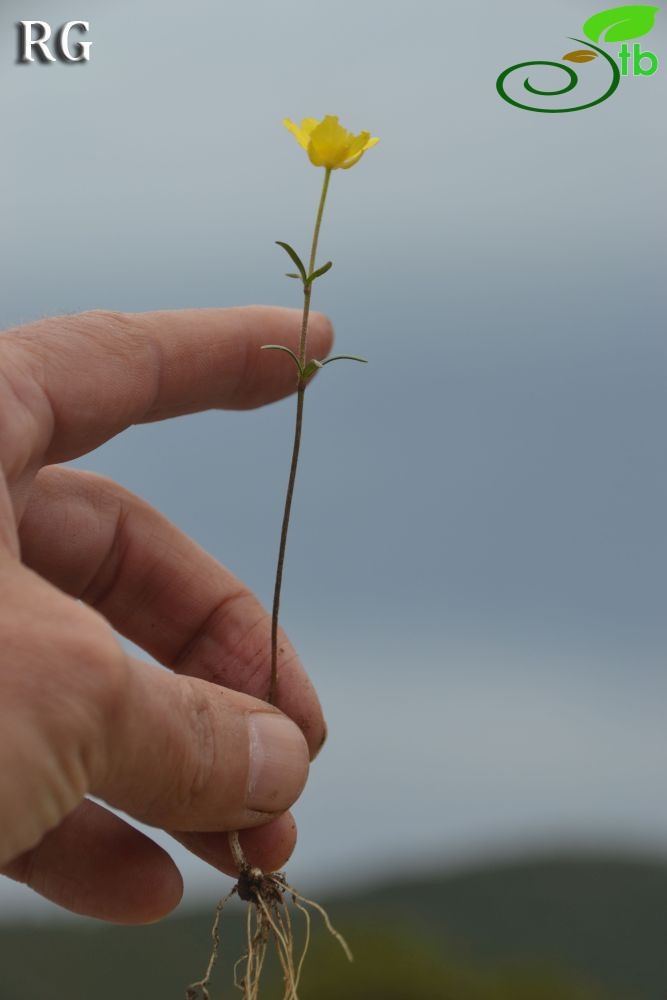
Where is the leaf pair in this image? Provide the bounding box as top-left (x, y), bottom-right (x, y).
top-left (276, 241), bottom-right (333, 288)
top-left (261, 345), bottom-right (367, 384)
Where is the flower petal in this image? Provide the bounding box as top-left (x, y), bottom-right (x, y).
top-left (308, 115), bottom-right (354, 168)
top-left (340, 150), bottom-right (366, 169)
top-left (344, 131), bottom-right (372, 159)
top-left (345, 132), bottom-right (371, 163)
top-left (299, 118), bottom-right (321, 138)
top-left (284, 114), bottom-right (379, 169)
top-left (282, 118), bottom-right (311, 150)
top-left (339, 135), bottom-right (380, 168)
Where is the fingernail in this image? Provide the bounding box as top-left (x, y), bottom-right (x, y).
top-left (246, 713), bottom-right (309, 813)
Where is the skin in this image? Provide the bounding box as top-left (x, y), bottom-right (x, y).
top-left (0, 306), bottom-right (332, 924)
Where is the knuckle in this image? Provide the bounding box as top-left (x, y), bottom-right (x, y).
top-left (59, 602), bottom-right (129, 730)
top-left (0, 572), bottom-right (129, 819)
top-left (77, 308), bottom-right (134, 333)
top-left (173, 681), bottom-right (219, 811)
top-left (0, 344), bottom-right (51, 481)
top-left (68, 310), bottom-right (140, 366)
top-left (57, 603), bottom-right (129, 788)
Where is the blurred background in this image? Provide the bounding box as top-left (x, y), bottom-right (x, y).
top-left (1, 0), bottom-right (666, 995)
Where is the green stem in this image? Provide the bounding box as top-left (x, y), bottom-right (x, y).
top-left (269, 167), bottom-right (332, 705)
top-left (308, 168), bottom-right (331, 279)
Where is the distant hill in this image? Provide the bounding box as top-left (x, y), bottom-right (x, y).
top-left (1, 851), bottom-right (666, 999)
top-left (343, 851), bottom-right (667, 998)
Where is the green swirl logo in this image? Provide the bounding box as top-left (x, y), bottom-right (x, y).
top-left (497, 4), bottom-right (661, 113)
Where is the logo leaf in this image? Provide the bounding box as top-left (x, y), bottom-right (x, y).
top-left (583, 5), bottom-right (660, 43)
top-left (563, 49), bottom-right (599, 61)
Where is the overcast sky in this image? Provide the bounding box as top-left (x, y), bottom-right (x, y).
top-left (1, 0), bottom-right (666, 920)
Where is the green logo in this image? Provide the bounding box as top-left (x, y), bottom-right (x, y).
top-left (497, 5), bottom-right (660, 113)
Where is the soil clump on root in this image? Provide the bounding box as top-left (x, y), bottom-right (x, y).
top-left (186, 861), bottom-right (351, 1000)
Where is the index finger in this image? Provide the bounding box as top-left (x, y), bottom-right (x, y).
top-left (0, 306), bottom-right (333, 474)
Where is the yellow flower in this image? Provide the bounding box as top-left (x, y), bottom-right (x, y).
top-left (283, 115), bottom-right (379, 170)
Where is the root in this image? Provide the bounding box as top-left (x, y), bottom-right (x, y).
top-left (186, 888), bottom-right (236, 1000)
top-left (228, 831), bottom-right (246, 872)
top-left (287, 887), bottom-right (353, 963)
top-left (291, 897), bottom-right (311, 990)
top-left (186, 858), bottom-right (352, 999)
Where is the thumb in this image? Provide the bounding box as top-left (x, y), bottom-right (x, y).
top-left (94, 655), bottom-right (310, 832)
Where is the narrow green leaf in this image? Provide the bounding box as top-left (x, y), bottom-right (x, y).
top-left (320, 354), bottom-right (368, 366)
top-left (285, 272), bottom-right (301, 279)
top-left (583, 5), bottom-right (660, 43)
top-left (261, 344), bottom-right (303, 373)
top-left (275, 241), bottom-right (307, 283)
top-left (308, 261), bottom-right (333, 282)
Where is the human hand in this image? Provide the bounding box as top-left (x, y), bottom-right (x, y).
top-left (0, 306), bottom-right (332, 923)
